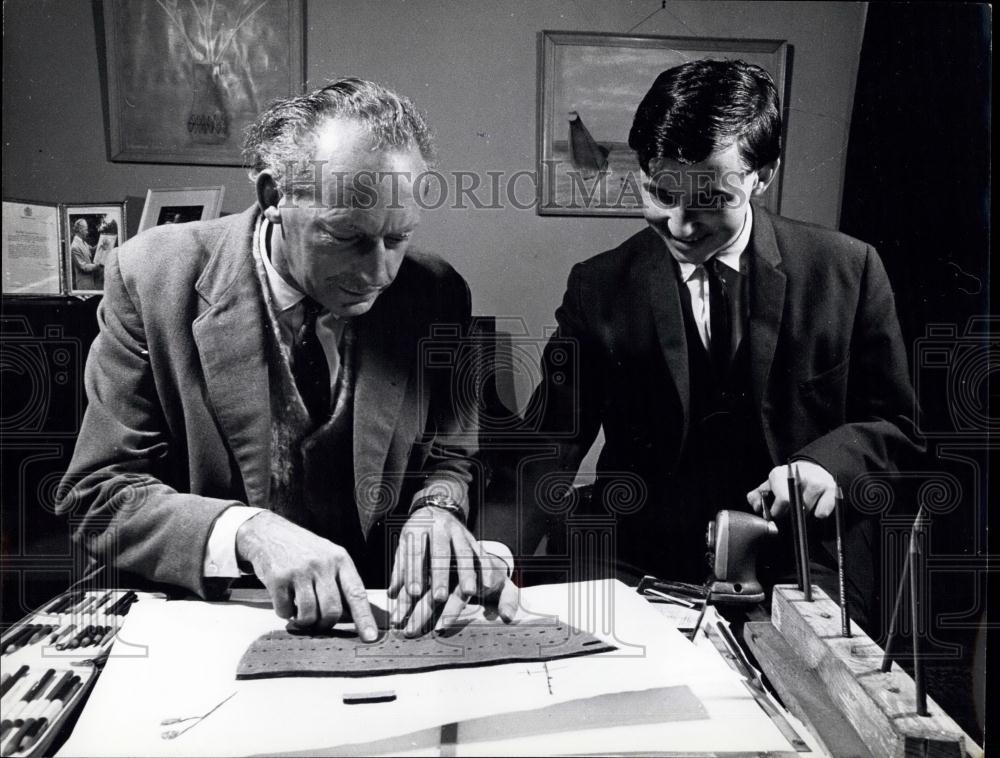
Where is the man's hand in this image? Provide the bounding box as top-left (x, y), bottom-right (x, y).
top-left (747, 461), bottom-right (838, 519)
top-left (236, 510), bottom-right (378, 641)
top-left (387, 507), bottom-right (518, 636)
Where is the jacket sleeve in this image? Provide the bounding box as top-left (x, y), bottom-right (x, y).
top-left (794, 245), bottom-right (924, 481)
top-left (57, 247), bottom-right (240, 598)
top-left (521, 263), bottom-right (605, 513)
top-left (415, 268), bottom-right (481, 520)
top-left (71, 239), bottom-right (100, 273)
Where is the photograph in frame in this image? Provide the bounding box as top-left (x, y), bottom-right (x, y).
top-left (1, 199), bottom-right (63, 296)
top-left (537, 32), bottom-right (789, 217)
top-left (138, 186), bottom-right (226, 234)
top-left (101, 0), bottom-right (304, 166)
top-left (62, 203), bottom-right (127, 296)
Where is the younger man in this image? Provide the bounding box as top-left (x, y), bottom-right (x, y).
top-left (527, 60), bottom-right (920, 629)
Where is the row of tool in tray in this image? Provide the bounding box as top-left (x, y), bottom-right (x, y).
top-left (0, 589), bottom-right (140, 757)
top-left (0, 591), bottom-right (136, 657)
top-left (0, 668), bottom-right (85, 756)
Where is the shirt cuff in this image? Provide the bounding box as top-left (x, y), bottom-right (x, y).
top-left (204, 506), bottom-right (264, 578)
top-left (481, 540), bottom-right (514, 578)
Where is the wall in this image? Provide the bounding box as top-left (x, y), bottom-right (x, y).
top-left (2, 0), bottom-right (866, 370)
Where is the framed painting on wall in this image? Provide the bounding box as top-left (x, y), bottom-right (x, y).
top-left (101, 0), bottom-right (305, 165)
top-left (536, 32), bottom-right (789, 216)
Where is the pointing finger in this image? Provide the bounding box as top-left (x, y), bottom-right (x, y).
top-left (338, 561), bottom-right (377, 642)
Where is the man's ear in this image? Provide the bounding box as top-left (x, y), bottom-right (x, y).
top-left (751, 159), bottom-right (780, 197)
top-left (255, 171), bottom-right (283, 225)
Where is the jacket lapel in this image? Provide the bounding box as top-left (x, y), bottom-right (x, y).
top-left (645, 232), bottom-right (691, 448)
top-left (748, 205), bottom-right (787, 417)
top-left (352, 286), bottom-right (411, 528)
top-left (192, 206), bottom-right (272, 509)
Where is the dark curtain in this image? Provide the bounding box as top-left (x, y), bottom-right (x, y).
top-left (839, 3), bottom-right (990, 746)
top-left (841, 3), bottom-right (989, 345)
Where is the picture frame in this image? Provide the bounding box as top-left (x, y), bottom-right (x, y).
top-left (101, 0), bottom-right (305, 166)
top-left (138, 186), bottom-right (226, 234)
top-left (62, 203), bottom-right (128, 296)
top-left (536, 32), bottom-right (789, 216)
top-left (2, 199), bottom-right (64, 297)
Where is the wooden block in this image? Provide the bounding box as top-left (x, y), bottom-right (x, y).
top-left (771, 585), bottom-right (982, 758)
top-left (743, 621), bottom-right (871, 758)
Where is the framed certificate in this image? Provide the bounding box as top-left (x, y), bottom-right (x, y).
top-left (2, 200), bottom-right (63, 296)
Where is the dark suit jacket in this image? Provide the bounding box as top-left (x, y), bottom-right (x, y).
top-left (526, 206), bottom-right (921, 570)
top-left (59, 206), bottom-right (477, 597)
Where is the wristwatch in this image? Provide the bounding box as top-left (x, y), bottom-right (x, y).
top-left (410, 493), bottom-right (466, 524)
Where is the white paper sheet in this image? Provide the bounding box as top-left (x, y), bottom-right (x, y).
top-left (56, 581), bottom-right (798, 756)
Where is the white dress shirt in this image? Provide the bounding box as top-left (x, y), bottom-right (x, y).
top-left (673, 205), bottom-right (753, 351)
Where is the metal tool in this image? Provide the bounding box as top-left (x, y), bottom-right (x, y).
top-left (705, 510), bottom-right (779, 604)
top-left (713, 621), bottom-right (809, 752)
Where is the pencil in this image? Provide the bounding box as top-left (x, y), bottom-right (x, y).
top-left (786, 463), bottom-right (804, 591)
top-left (792, 465), bottom-right (812, 601)
top-left (881, 505), bottom-right (925, 672)
top-left (910, 522), bottom-right (928, 716)
top-left (834, 484), bottom-right (851, 636)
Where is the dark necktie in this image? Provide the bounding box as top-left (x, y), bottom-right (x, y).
top-left (706, 259), bottom-right (743, 377)
top-left (292, 297), bottom-right (331, 423)
top-left (705, 259), bottom-right (730, 377)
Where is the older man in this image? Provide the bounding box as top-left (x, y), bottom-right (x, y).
top-left (70, 219), bottom-right (102, 290)
top-left (60, 79), bottom-right (514, 638)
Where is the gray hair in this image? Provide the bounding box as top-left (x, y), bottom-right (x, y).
top-left (242, 77), bottom-right (435, 193)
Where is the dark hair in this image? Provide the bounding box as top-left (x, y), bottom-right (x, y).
top-left (628, 59), bottom-right (781, 174)
top-left (242, 77), bottom-right (435, 192)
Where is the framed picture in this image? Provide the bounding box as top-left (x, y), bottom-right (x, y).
top-left (138, 187), bottom-right (226, 234)
top-left (62, 203), bottom-right (127, 296)
top-left (537, 32), bottom-right (789, 216)
top-left (101, 0), bottom-right (305, 165)
top-left (2, 199), bottom-right (63, 296)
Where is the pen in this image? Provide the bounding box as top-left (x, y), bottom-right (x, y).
top-left (97, 626), bottom-right (116, 647)
top-left (22, 672), bottom-right (74, 721)
top-left (0, 666), bottom-right (28, 699)
top-left (7, 669), bottom-right (55, 720)
top-left (1, 625), bottom-right (37, 655)
top-left (19, 675), bottom-right (83, 752)
top-left (49, 623), bottom-right (76, 647)
top-left (20, 718), bottom-right (52, 754)
top-left (27, 625), bottom-right (54, 646)
top-left (0, 678), bottom-right (33, 712)
top-left (94, 591), bottom-right (114, 609)
top-left (106, 591), bottom-right (135, 616)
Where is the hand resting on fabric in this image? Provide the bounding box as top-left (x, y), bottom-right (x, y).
top-left (387, 506), bottom-right (518, 637)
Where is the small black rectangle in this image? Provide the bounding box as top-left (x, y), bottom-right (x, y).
top-left (342, 691), bottom-right (397, 705)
